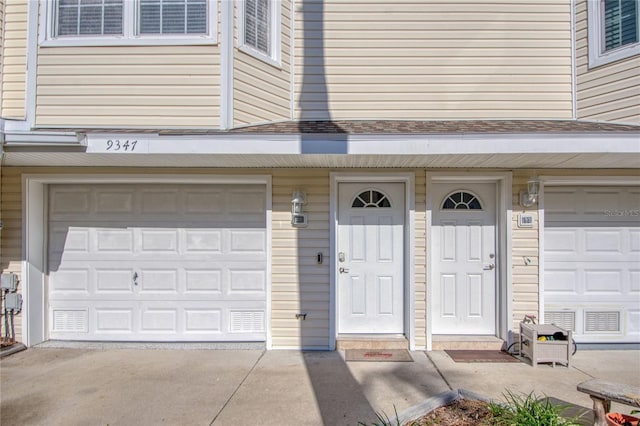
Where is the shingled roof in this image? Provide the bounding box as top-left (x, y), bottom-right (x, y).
top-left (36, 119), bottom-right (640, 136)
top-left (222, 119), bottom-right (640, 134)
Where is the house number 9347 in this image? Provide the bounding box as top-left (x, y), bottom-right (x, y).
top-left (106, 139), bottom-right (137, 152)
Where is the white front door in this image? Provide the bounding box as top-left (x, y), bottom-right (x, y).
top-left (432, 182), bottom-right (497, 334)
top-left (338, 183), bottom-right (405, 334)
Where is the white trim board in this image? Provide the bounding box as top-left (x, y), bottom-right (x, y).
top-left (329, 172), bottom-right (416, 351)
top-left (78, 132), bottom-right (640, 156)
top-left (22, 174), bottom-right (272, 347)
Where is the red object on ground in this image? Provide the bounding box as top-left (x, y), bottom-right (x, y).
top-left (606, 412), bottom-right (640, 426)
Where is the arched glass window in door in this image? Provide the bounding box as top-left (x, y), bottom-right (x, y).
top-left (441, 190), bottom-right (483, 210)
top-left (352, 190), bottom-right (392, 208)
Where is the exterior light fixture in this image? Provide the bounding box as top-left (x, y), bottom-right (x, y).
top-left (520, 178), bottom-right (540, 207)
top-left (291, 190), bottom-right (308, 227)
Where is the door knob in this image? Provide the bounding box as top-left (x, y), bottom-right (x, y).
top-left (483, 264), bottom-right (495, 270)
top-left (339, 267), bottom-right (350, 273)
top-left (133, 272), bottom-right (139, 285)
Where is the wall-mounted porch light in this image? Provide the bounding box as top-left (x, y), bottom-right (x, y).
top-left (291, 190), bottom-right (308, 227)
top-left (519, 178), bottom-right (540, 207)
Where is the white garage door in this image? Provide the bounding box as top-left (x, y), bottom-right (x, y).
top-left (544, 186), bottom-right (640, 343)
top-left (48, 184), bottom-right (267, 342)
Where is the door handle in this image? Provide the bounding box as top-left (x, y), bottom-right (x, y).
top-left (339, 267), bottom-right (350, 274)
top-left (133, 272), bottom-right (139, 286)
top-left (483, 264), bottom-right (495, 270)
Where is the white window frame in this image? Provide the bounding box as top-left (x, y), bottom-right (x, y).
top-left (237, 0), bottom-right (281, 68)
top-left (588, 0), bottom-right (640, 68)
top-left (40, 0), bottom-right (218, 46)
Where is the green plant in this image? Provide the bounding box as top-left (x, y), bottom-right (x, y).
top-left (357, 406), bottom-right (400, 426)
top-left (488, 390), bottom-right (581, 426)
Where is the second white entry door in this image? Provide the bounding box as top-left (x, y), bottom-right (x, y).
top-left (338, 182), bottom-right (405, 334)
top-left (432, 182), bottom-right (497, 335)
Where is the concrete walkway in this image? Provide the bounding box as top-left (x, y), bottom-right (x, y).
top-left (1, 347), bottom-right (639, 425)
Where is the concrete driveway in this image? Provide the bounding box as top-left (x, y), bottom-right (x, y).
top-left (1, 347), bottom-right (639, 425)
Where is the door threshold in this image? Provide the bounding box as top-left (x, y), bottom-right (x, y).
top-left (431, 335), bottom-right (504, 351)
top-left (336, 334), bottom-right (408, 350)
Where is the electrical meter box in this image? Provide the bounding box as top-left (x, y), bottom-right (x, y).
top-left (5, 293), bottom-right (23, 312)
top-left (1, 273), bottom-right (19, 291)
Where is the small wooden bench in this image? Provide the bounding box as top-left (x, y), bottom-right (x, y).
top-left (577, 379), bottom-right (640, 426)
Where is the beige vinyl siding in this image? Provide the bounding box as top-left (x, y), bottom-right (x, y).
top-left (0, 168), bottom-right (25, 338)
top-left (575, 0), bottom-right (640, 124)
top-left (271, 170), bottom-right (330, 349)
top-left (294, 0), bottom-right (573, 120)
top-left (233, 1), bottom-right (292, 126)
top-left (414, 172), bottom-right (427, 349)
top-left (1, 0), bottom-right (27, 118)
top-left (512, 172), bottom-right (540, 332)
top-left (35, 46), bottom-right (221, 128)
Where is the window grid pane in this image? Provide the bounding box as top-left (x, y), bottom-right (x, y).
top-left (139, 0), bottom-right (207, 35)
top-left (245, 0), bottom-right (270, 55)
top-left (57, 0), bottom-right (123, 36)
top-left (604, 0), bottom-right (639, 51)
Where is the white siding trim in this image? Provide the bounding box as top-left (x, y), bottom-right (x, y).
top-left (330, 172), bottom-right (416, 350)
top-left (26, 0), bottom-right (39, 127)
top-left (289, 0), bottom-right (295, 119)
top-left (221, 0), bottom-right (234, 129)
top-left (571, 0), bottom-right (577, 119)
top-left (22, 174), bottom-right (272, 347)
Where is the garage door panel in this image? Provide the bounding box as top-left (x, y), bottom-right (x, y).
top-left (96, 269), bottom-right (135, 293)
top-left (631, 270), bottom-right (640, 292)
top-left (49, 301), bottom-right (266, 341)
top-left (48, 183), bottom-right (267, 342)
top-left (545, 186), bottom-right (640, 343)
top-left (50, 268), bottom-right (91, 293)
top-left (544, 267), bottom-right (579, 294)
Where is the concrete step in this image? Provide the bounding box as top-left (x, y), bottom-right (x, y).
top-left (431, 335), bottom-right (505, 351)
top-left (336, 335), bottom-right (409, 350)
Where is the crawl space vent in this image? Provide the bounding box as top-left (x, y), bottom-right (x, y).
top-left (230, 311), bottom-right (264, 333)
top-left (585, 311), bottom-right (621, 333)
top-left (53, 309), bottom-right (88, 332)
top-left (545, 311), bottom-right (576, 332)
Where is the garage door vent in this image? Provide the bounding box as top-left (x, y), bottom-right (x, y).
top-left (585, 311), bottom-right (620, 333)
top-left (53, 309), bottom-right (88, 332)
top-left (230, 311), bottom-right (264, 333)
top-left (545, 311), bottom-right (576, 332)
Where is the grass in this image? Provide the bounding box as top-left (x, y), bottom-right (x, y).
top-left (358, 390), bottom-right (583, 426)
top-left (357, 406), bottom-right (400, 426)
top-left (488, 390), bottom-right (581, 426)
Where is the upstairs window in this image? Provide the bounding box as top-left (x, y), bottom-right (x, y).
top-left (56, 0), bottom-right (123, 36)
top-left (588, 0), bottom-right (640, 68)
top-left (238, 0), bottom-right (281, 66)
top-left (244, 0), bottom-right (270, 54)
top-left (44, 0), bottom-right (216, 45)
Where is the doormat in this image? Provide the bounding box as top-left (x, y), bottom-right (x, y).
top-left (444, 350), bottom-right (519, 363)
top-left (345, 349), bottom-right (413, 362)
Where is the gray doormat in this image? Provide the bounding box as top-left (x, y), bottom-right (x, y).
top-left (444, 350), bottom-right (519, 363)
top-left (345, 349), bottom-right (413, 362)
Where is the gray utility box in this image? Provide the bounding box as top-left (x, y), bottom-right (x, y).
top-left (520, 322), bottom-right (572, 368)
